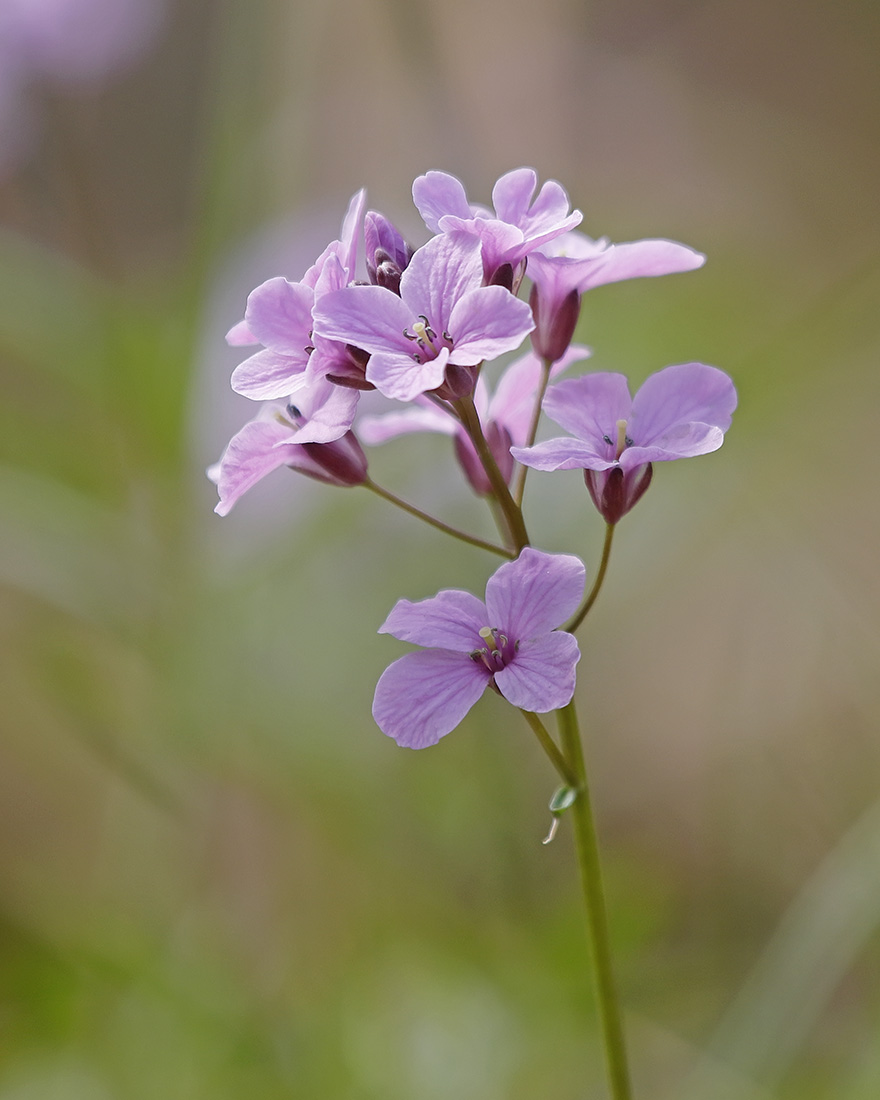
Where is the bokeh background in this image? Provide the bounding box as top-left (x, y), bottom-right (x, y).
top-left (1, 0), bottom-right (879, 1097)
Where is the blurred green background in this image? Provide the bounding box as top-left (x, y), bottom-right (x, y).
top-left (1, 0), bottom-right (879, 1097)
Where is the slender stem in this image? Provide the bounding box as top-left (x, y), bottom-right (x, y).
top-left (363, 478), bottom-right (514, 558)
top-left (566, 523), bottom-right (616, 633)
top-left (558, 700), bottom-right (633, 1100)
top-left (454, 395), bottom-right (530, 553)
top-left (519, 709), bottom-right (578, 788)
top-left (512, 356), bottom-right (553, 506)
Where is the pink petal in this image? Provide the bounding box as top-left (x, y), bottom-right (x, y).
top-left (542, 373), bottom-right (633, 443)
top-left (365, 347), bottom-right (450, 402)
top-left (494, 632), bottom-right (580, 712)
top-left (412, 171), bottom-right (473, 232)
top-left (630, 363), bottom-right (737, 446)
top-left (379, 589), bottom-right (487, 651)
top-left (210, 418), bottom-right (298, 516)
top-left (510, 437), bottom-right (616, 472)
top-left (372, 650), bottom-right (489, 748)
top-left (244, 277), bottom-right (314, 354)
top-left (231, 348), bottom-right (308, 401)
top-left (485, 548), bottom-right (585, 639)
top-left (399, 234), bottom-right (484, 331)
top-left (313, 284), bottom-right (412, 357)
top-left (447, 286), bottom-right (534, 364)
top-left (491, 168), bottom-right (538, 222)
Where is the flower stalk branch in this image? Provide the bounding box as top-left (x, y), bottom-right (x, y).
top-left (519, 708), bottom-right (579, 788)
top-left (454, 393), bottom-right (530, 552)
top-left (566, 522), bottom-right (616, 632)
top-left (363, 479), bottom-right (514, 558)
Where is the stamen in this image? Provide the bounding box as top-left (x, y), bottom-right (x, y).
top-left (479, 626), bottom-right (498, 651)
top-left (410, 316), bottom-right (438, 353)
top-left (615, 419), bottom-right (628, 459)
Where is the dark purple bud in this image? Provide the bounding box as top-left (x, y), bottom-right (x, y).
top-left (454, 421), bottom-right (514, 496)
top-left (529, 283), bottom-right (581, 363)
top-left (584, 463), bottom-right (653, 524)
top-left (432, 363), bottom-right (478, 402)
top-left (326, 345), bottom-right (375, 390)
top-left (365, 211), bottom-right (414, 293)
top-left (485, 258), bottom-right (527, 295)
top-left (295, 432), bottom-right (368, 487)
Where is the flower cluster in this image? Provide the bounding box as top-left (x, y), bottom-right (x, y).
top-left (211, 168), bottom-right (737, 746)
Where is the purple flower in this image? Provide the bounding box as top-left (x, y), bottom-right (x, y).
top-left (358, 345), bottom-right (590, 494)
top-left (312, 233), bottom-right (534, 403)
top-left (209, 378), bottom-right (364, 515)
top-left (511, 363), bottom-right (737, 523)
top-left (412, 168), bottom-right (582, 287)
top-left (373, 548), bottom-right (585, 748)
top-left (227, 190), bottom-right (366, 402)
top-left (528, 231), bottom-right (706, 363)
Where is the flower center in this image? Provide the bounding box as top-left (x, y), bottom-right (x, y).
top-left (403, 315), bottom-right (453, 364)
top-left (470, 627), bottom-right (517, 672)
top-left (603, 418), bottom-right (634, 460)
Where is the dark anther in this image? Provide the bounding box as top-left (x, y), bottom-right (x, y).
top-left (603, 434), bottom-right (612, 445)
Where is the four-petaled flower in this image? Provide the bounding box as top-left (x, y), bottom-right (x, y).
top-left (312, 233), bottom-right (534, 402)
top-left (412, 167), bottom-right (582, 287)
top-left (511, 363), bottom-right (737, 523)
top-left (373, 549), bottom-right (585, 748)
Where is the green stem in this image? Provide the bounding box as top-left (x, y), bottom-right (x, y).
top-left (512, 355), bottom-right (553, 506)
top-left (558, 700), bottom-right (633, 1100)
top-left (363, 479), bottom-right (514, 558)
top-left (454, 394), bottom-right (530, 553)
top-left (566, 523), bottom-right (616, 633)
top-left (519, 709), bottom-right (578, 788)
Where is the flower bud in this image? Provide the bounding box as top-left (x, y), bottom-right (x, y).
top-left (296, 432), bottom-right (368, 487)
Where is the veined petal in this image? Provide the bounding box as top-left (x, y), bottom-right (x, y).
top-left (485, 548), bottom-right (585, 639)
top-left (244, 277), bottom-right (314, 354)
top-left (621, 423), bottom-right (725, 466)
top-left (447, 286), bottom-right (534, 364)
top-left (313, 284), bottom-right (413, 357)
top-left (379, 589), bottom-right (487, 650)
top-left (366, 347), bottom-right (450, 402)
top-left (494, 632), bottom-right (580, 712)
top-left (210, 418), bottom-right (298, 516)
top-left (491, 168), bottom-right (538, 222)
top-left (542, 373), bottom-right (633, 443)
top-left (231, 348), bottom-right (308, 400)
top-left (281, 379), bottom-right (359, 444)
top-left (630, 363), bottom-right (737, 445)
top-left (511, 437), bottom-right (617, 472)
top-left (412, 171), bottom-right (473, 232)
top-left (399, 233), bottom-right (484, 331)
top-left (372, 650), bottom-right (489, 748)
top-left (575, 238), bottom-right (705, 292)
